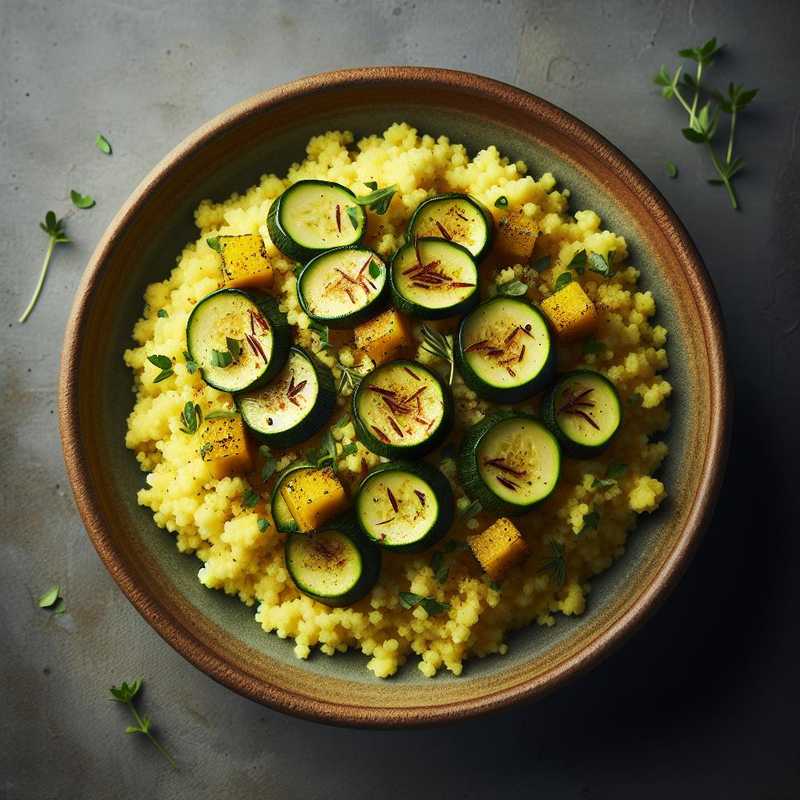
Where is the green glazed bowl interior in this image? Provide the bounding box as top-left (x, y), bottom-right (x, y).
top-left (59, 67), bottom-right (730, 727)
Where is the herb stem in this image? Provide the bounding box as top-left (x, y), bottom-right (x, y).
top-left (126, 700), bottom-right (177, 769)
top-left (671, 86), bottom-right (695, 120)
top-left (726, 107), bottom-right (737, 165)
top-left (707, 141), bottom-right (739, 210)
top-left (19, 236), bottom-right (56, 323)
top-left (689, 61), bottom-right (703, 127)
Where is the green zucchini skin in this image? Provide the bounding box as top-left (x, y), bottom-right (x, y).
top-left (458, 410), bottom-right (561, 515)
top-left (186, 289), bottom-right (290, 393)
top-left (354, 460), bottom-right (455, 552)
top-left (406, 193), bottom-right (494, 260)
top-left (236, 347), bottom-right (336, 447)
top-left (541, 370), bottom-right (622, 458)
top-left (389, 238), bottom-right (480, 320)
top-left (454, 297), bottom-right (555, 404)
top-left (267, 180), bottom-right (366, 262)
top-left (351, 360), bottom-right (455, 459)
top-left (297, 246), bottom-right (389, 329)
top-left (284, 517), bottom-right (381, 607)
top-left (270, 461), bottom-right (316, 533)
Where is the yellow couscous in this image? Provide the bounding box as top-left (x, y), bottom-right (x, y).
top-left (124, 123), bottom-right (670, 678)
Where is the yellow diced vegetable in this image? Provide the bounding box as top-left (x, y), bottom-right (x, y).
top-left (280, 466), bottom-right (348, 532)
top-left (468, 517), bottom-right (529, 581)
top-left (218, 234), bottom-right (274, 290)
top-left (199, 415), bottom-right (254, 479)
top-left (540, 281), bottom-right (598, 341)
top-left (494, 211), bottom-right (539, 263)
top-left (354, 309), bottom-right (413, 365)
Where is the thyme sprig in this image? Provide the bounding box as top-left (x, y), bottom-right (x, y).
top-left (538, 541), bottom-right (567, 587)
top-left (355, 182), bottom-right (397, 214)
top-left (110, 679), bottom-right (176, 769)
top-left (654, 37), bottom-right (758, 209)
top-left (19, 212), bottom-right (70, 323)
top-left (419, 325), bottom-right (454, 385)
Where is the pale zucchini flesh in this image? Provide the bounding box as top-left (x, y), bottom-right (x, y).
top-left (352, 360), bottom-right (453, 458)
top-left (407, 193), bottom-right (493, 259)
top-left (390, 238), bottom-right (479, 319)
top-left (298, 247), bottom-right (387, 327)
top-left (456, 296), bottom-right (554, 403)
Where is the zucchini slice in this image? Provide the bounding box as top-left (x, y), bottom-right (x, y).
top-left (355, 461), bottom-right (454, 552)
top-left (267, 180), bottom-right (366, 262)
top-left (352, 360), bottom-right (453, 459)
top-left (186, 289), bottom-right (290, 393)
top-left (541, 370), bottom-right (622, 458)
top-left (270, 460), bottom-right (316, 533)
top-left (458, 411), bottom-right (561, 515)
top-left (285, 522), bottom-right (381, 607)
top-left (297, 247), bottom-right (388, 328)
top-left (237, 347), bottom-right (335, 447)
top-left (390, 238), bottom-right (479, 319)
top-left (455, 296), bottom-right (554, 403)
top-left (406, 193), bottom-right (493, 260)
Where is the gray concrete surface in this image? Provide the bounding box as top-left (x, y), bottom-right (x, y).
top-left (2, 1), bottom-right (799, 798)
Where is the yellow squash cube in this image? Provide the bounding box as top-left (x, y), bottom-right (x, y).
top-left (280, 466), bottom-right (348, 532)
top-left (468, 517), bottom-right (529, 581)
top-left (494, 211), bottom-right (539, 263)
top-left (199, 415), bottom-right (254, 479)
top-left (354, 309), bottom-right (414, 365)
top-left (540, 280), bottom-right (598, 341)
top-left (218, 234), bottom-right (274, 290)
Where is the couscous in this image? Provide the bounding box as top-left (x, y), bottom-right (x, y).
top-left (124, 123), bottom-right (670, 678)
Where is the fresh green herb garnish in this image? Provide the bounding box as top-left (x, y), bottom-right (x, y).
top-left (70, 190), bottom-right (96, 209)
top-left (459, 499), bottom-right (483, 520)
top-left (309, 321), bottom-right (330, 350)
top-left (243, 487), bottom-right (260, 508)
top-left (257, 518), bottom-right (270, 533)
top-left (337, 362), bottom-right (362, 394)
top-left (582, 337), bottom-right (605, 356)
top-left (538, 541), bottom-right (567, 587)
top-left (109, 679), bottom-right (176, 769)
top-left (364, 181), bottom-right (378, 191)
top-left (19, 212), bottom-right (70, 323)
top-left (607, 463), bottom-right (628, 480)
top-left (553, 272), bottom-right (573, 292)
top-left (419, 325), bottom-right (454, 385)
top-left (566, 250), bottom-right (587, 273)
top-left (179, 402), bottom-right (202, 434)
top-left (38, 585), bottom-right (61, 609)
top-left (95, 133), bottom-right (112, 155)
top-left (654, 37), bottom-right (757, 209)
top-left (206, 236), bottom-right (222, 253)
top-left (315, 431), bottom-right (338, 469)
top-left (260, 458), bottom-right (277, 482)
top-left (205, 409), bottom-right (237, 420)
top-left (157, 309), bottom-right (168, 318)
top-left (582, 510), bottom-right (600, 531)
top-left (210, 349), bottom-right (233, 368)
top-left (497, 279), bottom-right (529, 297)
top-left (183, 351), bottom-right (198, 375)
top-left (346, 206), bottom-right (361, 230)
top-left (226, 337), bottom-right (242, 362)
top-left (587, 251), bottom-right (614, 277)
top-left (333, 414), bottom-right (351, 429)
top-left (399, 592), bottom-right (450, 616)
top-left (494, 195), bottom-right (509, 208)
top-left (341, 442), bottom-right (358, 457)
top-left (431, 551), bottom-right (449, 584)
top-left (666, 161), bottom-right (678, 178)
top-left (354, 184), bottom-right (397, 215)
top-left (368, 260), bottom-right (381, 279)
top-left (199, 442), bottom-right (213, 460)
top-left (531, 255), bottom-right (551, 272)
top-left (147, 354), bottom-right (174, 383)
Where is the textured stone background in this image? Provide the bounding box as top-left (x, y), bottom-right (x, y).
top-left (2, 1), bottom-right (799, 797)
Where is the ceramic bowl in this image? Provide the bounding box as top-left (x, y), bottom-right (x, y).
top-left (59, 67), bottom-right (730, 727)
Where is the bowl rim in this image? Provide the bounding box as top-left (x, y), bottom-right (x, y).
top-left (59, 66), bottom-right (731, 727)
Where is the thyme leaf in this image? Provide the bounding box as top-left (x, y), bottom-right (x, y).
top-left (70, 190), bottom-right (95, 209)
top-left (354, 184), bottom-right (397, 214)
top-left (497, 279), bottom-right (529, 297)
top-left (538, 541), bottom-right (567, 587)
top-left (95, 133), bottom-right (112, 155)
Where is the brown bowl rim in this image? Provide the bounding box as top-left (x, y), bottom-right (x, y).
top-left (59, 66), bottom-right (731, 727)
